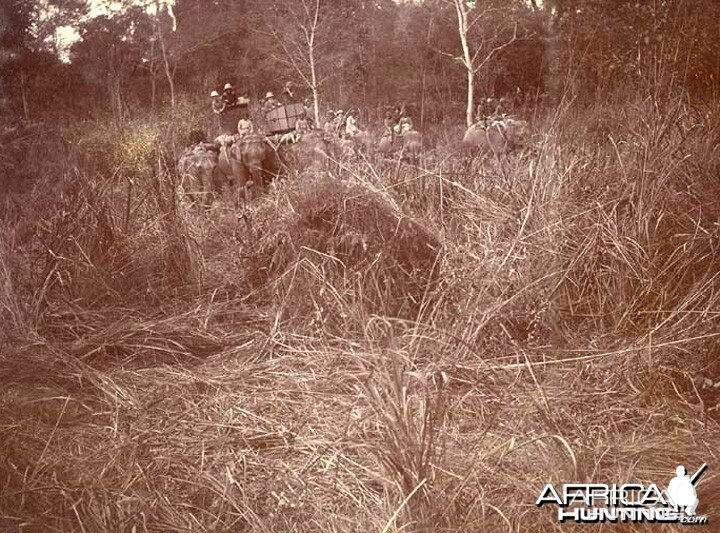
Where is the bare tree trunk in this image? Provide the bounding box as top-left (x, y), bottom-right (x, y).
top-left (157, 22), bottom-right (175, 108)
top-left (420, 14), bottom-right (435, 130)
top-left (110, 78), bottom-right (123, 122)
top-left (309, 46), bottom-right (320, 126)
top-left (150, 39), bottom-right (157, 110)
top-left (454, 0), bottom-right (474, 127)
top-left (465, 63), bottom-right (474, 127)
top-left (19, 70), bottom-right (29, 119)
top-left (312, 86), bottom-right (320, 128)
top-left (308, 0), bottom-right (321, 126)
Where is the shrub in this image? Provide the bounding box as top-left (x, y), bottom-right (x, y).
top-left (243, 175), bottom-right (441, 332)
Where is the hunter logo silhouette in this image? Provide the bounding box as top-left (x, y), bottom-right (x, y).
top-left (667, 464), bottom-right (705, 516)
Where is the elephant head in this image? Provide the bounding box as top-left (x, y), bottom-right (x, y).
top-left (177, 147), bottom-right (218, 207)
top-left (377, 130), bottom-right (422, 163)
top-left (229, 134), bottom-right (279, 201)
top-left (401, 130), bottom-right (422, 163)
top-left (377, 133), bottom-right (396, 155)
top-left (215, 141), bottom-right (235, 193)
top-left (278, 131), bottom-right (330, 173)
top-left (463, 119), bottom-right (530, 157)
top-left (503, 119), bottom-right (530, 151)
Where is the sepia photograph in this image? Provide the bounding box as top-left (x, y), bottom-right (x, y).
top-left (0, 0), bottom-right (718, 531)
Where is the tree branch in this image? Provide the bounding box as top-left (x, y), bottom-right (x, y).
top-left (473, 23), bottom-right (518, 73)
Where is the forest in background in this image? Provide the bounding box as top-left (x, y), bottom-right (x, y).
top-left (2, 0), bottom-right (720, 123)
top-left (1, 1), bottom-right (720, 532)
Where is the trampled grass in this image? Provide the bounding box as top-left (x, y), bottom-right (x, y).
top-left (0, 97), bottom-right (719, 532)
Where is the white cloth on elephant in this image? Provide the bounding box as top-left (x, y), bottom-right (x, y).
top-left (280, 132), bottom-right (297, 144)
top-left (215, 134), bottom-right (235, 146)
top-left (489, 113), bottom-right (508, 128)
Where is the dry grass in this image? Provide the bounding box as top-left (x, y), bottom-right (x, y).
top-left (1, 95), bottom-right (719, 532)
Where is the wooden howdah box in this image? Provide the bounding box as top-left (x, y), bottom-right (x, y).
top-left (265, 103), bottom-right (305, 134)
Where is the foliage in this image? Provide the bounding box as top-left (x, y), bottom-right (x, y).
top-left (1, 97), bottom-right (719, 531)
top-left (1, 1), bottom-right (720, 531)
top-left (3, 0), bottom-right (720, 120)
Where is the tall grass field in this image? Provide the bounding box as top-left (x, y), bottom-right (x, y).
top-left (1, 96), bottom-right (719, 532)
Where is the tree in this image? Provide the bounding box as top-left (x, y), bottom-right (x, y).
top-left (149, 0), bottom-right (178, 108)
top-left (535, 0), bottom-right (720, 102)
top-left (0, 0), bottom-right (33, 115)
top-left (0, 0), bottom-right (86, 117)
top-left (258, 0), bottom-right (346, 126)
top-left (445, 0), bottom-right (521, 127)
top-left (71, 8), bottom-right (153, 120)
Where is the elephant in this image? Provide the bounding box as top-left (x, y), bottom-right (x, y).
top-left (401, 130), bottom-right (422, 163)
top-left (229, 134), bottom-right (280, 201)
top-left (277, 130), bottom-right (331, 173)
top-left (323, 136), bottom-right (360, 166)
top-left (462, 118), bottom-right (530, 157)
top-left (210, 131), bottom-right (331, 203)
top-left (377, 129), bottom-right (423, 164)
top-left (177, 145), bottom-right (219, 207)
top-left (345, 131), bottom-right (374, 159)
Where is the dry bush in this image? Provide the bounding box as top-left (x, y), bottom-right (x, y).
top-left (238, 174), bottom-right (441, 333)
top-left (544, 99), bottom-right (720, 342)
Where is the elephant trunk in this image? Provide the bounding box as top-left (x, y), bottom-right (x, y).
top-left (246, 159), bottom-right (266, 191)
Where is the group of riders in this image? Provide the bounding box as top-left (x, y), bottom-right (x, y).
top-left (178, 81), bottom-right (527, 208)
top-left (475, 95), bottom-right (516, 129)
top-left (206, 80), bottom-right (425, 143)
top-left (183, 79), bottom-right (522, 161)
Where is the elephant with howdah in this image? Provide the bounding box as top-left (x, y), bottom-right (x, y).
top-left (205, 134), bottom-right (274, 203)
top-left (462, 118), bottom-right (530, 157)
top-left (196, 131), bottom-right (330, 204)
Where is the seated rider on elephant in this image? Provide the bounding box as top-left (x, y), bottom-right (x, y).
top-left (383, 111), bottom-right (396, 141)
top-left (262, 92), bottom-right (282, 114)
top-left (331, 111), bottom-right (345, 138)
top-left (294, 112), bottom-right (311, 139)
top-left (323, 110), bottom-right (336, 137)
top-left (398, 116), bottom-right (413, 134)
top-left (279, 111), bottom-right (311, 144)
